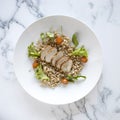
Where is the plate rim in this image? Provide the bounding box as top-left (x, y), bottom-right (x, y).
top-left (13, 15), bottom-right (103, 105)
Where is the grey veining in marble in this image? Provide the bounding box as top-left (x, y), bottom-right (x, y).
top-left (0, 0), bottom-right (120, 120)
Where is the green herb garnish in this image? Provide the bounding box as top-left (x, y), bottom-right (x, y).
top-left (40, 33), bottom-right (46, 43)
top-left (40, 33), bottom-right (45, 40)
top-left (35, 65), bottom-right (50, 81)
top-left (46, 32), bottom-right (54, 38)
top-left (72, 33), bottom-right (79, 47)
top-left (28, 42), bottom-right (40, 58)
top-left (40, 32), bottom-right (55, 43)
top-left (71, 46), bottom-right (88, 57)
top-left (67, 75), bottom-right (86, 82)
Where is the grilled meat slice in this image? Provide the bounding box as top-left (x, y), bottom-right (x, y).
top-left (61, 59), bottom-right (73, 72)
top-left (41, 45), bottom-right (52, 61)
top-left (45, 47), bottom-right (57, 63)
top-left (52, 51), bottom-right (64, 66)
top-left (56, 56), bottom-right (69, 69)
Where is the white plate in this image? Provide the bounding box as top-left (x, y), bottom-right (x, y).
top-left (14, 15), bottom-right (103, 105)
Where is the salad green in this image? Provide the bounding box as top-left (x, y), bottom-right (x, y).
top-left (71, 46), bottom-right (88, 57)
top-left (28, 42), bottom-right (40, 58)
top-left (35, 65), bottom-right (50, 81)
top-left (72, 33), bottom-right (79, 47)
top-left (66, 75), bottom-right (86, 82)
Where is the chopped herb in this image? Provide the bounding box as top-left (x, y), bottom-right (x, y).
top-left (28, 42), bottom-right (40, 58)
top-left (35, 65), bottom-right (50, 81)
top-left (72, 33), bottom-right (79, 47)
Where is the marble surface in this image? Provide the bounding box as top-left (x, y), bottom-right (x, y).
top-left (0, 0), bottom-right (120, 120)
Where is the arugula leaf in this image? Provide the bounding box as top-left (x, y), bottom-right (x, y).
top-left (28, 42), bottom-right (40, 58)
top-left (72, 33), bottom-right (79, 47)
top-left (71, 46), bottom-right (88, 57)
top-left (67, 75), bottom-right (86, 82)
top-left (35, 65), bottom-right (49, 81)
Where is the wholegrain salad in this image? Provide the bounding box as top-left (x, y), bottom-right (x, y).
top-left (28, 28), bottom-right (88, 88)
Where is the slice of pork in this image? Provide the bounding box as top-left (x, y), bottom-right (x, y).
top-left (45, 47), bottom-right (57, 63)
top-left (52, 51), bottom-right (63, 66)
top-left (61, 59), bottom-right (73, 72)
top-left (41, 45), bottom-right (52, 61)
top-left (56, 56), bottom-right (69, 69)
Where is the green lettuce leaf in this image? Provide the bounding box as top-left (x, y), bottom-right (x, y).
top-left (71, 46), bottom-right (88, 57)
top-left (46, 32), bottom-right (54, 38)
top-left (28, 42), bottom-right (40, 58)
top-left (35, 65), bottom-right (49, 81)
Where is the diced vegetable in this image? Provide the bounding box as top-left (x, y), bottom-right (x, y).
top-left (61, 78), bottom-right (68, 84)
top-left (28, 42), bottom-right (40, 58)
top-left (56, 36), bottom-right (63, 45)
top-left (35, 65), bottom-right (49, 81)
top-left (32, 60), bottom-right (39, 69)
top-left (72, 33), bottom-right (79, 47)
top-left (71, 46), bottom-right (88, 57)
top-left (80, 56), bottom-right (88, 63)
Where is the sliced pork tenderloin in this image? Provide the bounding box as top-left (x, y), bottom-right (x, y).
top-left (45, 47), bottom-right (57, 63)
top-left (52, 51), bottom-right (64, 66)
top-left (41, 45), bottom-right (52, 61)
top-left (56, 56), bottom-right (69, 69)
top-left (61, 59), bottom-right (73, 72)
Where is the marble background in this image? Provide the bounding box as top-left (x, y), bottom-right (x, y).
top-left (0, 0), bottom-right (120, 120)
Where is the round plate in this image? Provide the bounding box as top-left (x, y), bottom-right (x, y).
top-left (14, 15), bottom-right (103, 105)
